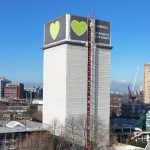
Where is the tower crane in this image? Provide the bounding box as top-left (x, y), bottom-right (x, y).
top-left (128, 65), bottom-right (140, 102)
top-left (132, 65), bottom-right (140, 92)
top-left (128, 86), bottom-right (136, 102)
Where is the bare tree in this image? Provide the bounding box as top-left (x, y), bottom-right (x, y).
top-left (48, 118), bottom-right (69, 150)
top-left (65, 115), bottom-right (110, 150)
top-left (15, 131), bottom-right (52, 150)
top-left (15, 116), bottom-right (110, 150)
top-left (32, 110), bottom-right (42, 122)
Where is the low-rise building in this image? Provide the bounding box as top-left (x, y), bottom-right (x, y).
top-left (32, 99), bottom-right (43, 111)
top-left (0, 120), bottom-right (49, 149)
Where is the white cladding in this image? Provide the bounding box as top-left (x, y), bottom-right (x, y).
top-left (66, 44), bottom-right (87, 116)
top-left (43, 44), bottom-right (110, 130)
top-left (98, 48), bottom-right (111, 132)
top-left (43, 44), bottom-right (67, 124)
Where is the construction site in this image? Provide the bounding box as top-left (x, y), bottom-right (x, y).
top-left (110, 64), bottom-right (150, 150)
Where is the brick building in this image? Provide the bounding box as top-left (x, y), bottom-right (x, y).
top-left (4, 83), bottom-right (24, 99)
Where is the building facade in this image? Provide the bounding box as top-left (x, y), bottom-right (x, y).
top-left (144, 64), bottom-right (150, 103)
top-left (0, 77), bottom-right (11, 100)
top-left (43, 14), bottom-right (111, 143)
top-left (0, 120), bottom-right (49, 150)
top-left (4, 83), bottom-right (24, 99)
top-left (24, 87), bottom-right (43, 99)
top-left (121, 103), bottom-right (146, 118)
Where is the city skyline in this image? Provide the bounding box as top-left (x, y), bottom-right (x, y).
top-left (0, 0), bottom-right (150, 84)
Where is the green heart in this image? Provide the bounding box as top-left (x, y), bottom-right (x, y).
top-left (50, 21), bottom-right (60, 40)
top-left (71, 20), bottom-right (87, 36)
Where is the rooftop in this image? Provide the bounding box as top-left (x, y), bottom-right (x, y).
top-left (6, 121), bottom-right (25, 129)
top-left (0, 120), bottom-right (49, 134)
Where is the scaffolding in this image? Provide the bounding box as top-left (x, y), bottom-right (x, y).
top-left (86, 16), bottom-right (97, 149)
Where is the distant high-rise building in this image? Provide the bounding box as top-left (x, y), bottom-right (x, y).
top-left (24, 86), bottom-right (43, 104)
top-left (43, 14), bottom-right (111, 144)
top-left (144, 64), bottom-right (150, 103)
top-left (0, 77), bottom-right (11, 99)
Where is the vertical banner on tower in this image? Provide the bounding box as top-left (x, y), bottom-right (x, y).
top-left (70, 15), bottom-right (88, 42)
top-left (95, 20), bottom-right (110, 45)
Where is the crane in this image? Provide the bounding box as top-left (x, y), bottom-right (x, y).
top-left (128, 65), bottom-right (140, 102)
top-left (128, 86), bottom-right (136, 102)
top-left (132, 65), bottom-right (140, 92)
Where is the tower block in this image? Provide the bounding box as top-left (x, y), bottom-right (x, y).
top-left (43, 15), bottom-right (112, 142)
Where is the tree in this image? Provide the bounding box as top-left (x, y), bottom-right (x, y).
top-left (48, 118), bottom-right (69, 150)
top-left (65, 115), bottom-right (110, 150)
top-left (32, 110), bottom-right (42, 122)
top-left (16, 131), bottom-right (52, 150)
top-left (0, 102), bottom-right (7, 120)
top-left (109, 131), bottom-right (118, 146)
top-left (15, 116), bottom-right (110, 150)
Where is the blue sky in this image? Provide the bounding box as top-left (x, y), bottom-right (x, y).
top-left (0, 0), bottom-right (150, 84)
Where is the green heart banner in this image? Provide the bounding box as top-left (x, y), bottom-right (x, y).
top-left (71, 20), bottom-right (87, 37)
top-left (50, 21), bottom-right (60, 40)
top-left (44, 14), bottom-right (110, 46)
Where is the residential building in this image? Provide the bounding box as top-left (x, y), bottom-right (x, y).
top-left (4, 83), bottom-right (24, 99)
top-left (144, 64), bottom-right (150, 103)
top-left (43, 14), bottom-right (111, 144)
